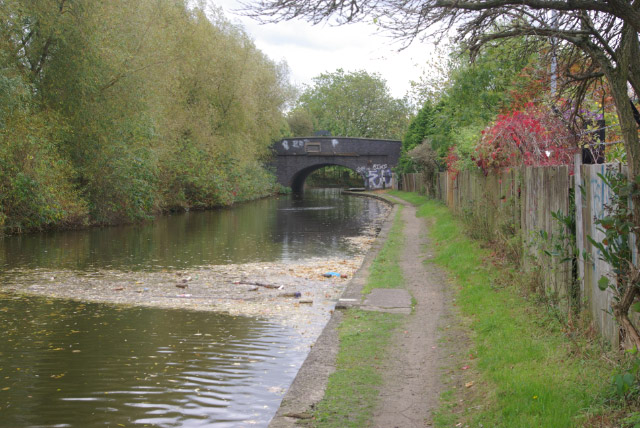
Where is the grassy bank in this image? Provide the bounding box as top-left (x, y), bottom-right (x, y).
top-left (311, 310), bottom-right (403, 427)
top-left (311, 204), bottom-right (405, 427)
top-left (388, 190), bottom-right (614, 427)
top-left (362, 205), bottom-right (404, 294)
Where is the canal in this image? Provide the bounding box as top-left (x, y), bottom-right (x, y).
top-left (0, 189), bottom-right (388, 427)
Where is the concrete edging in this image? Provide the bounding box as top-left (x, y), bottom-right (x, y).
top-left (268, 193), bottom-right (398, 427)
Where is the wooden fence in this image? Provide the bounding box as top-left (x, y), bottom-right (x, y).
top-left (395, 172), bottom-right (448, 201)
top-left (395, 173), bottom-right (425, 193)
top-left (396, 160), bottom-right (623, 345)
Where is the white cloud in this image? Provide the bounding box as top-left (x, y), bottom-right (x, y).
top-left (211, 0), bottom-right (437, 100)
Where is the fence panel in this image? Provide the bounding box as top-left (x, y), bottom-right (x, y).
top-left (579, 163), bottom-right (619, 344)
top-left (520, 166), bottom-right (572, 299)
top-left (399, 173), bottom-right (424, 193)
top-left (437, 172), bottom-right (447, 200)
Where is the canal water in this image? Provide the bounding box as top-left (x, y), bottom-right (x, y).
top-left (0, 189), bottom-right (382, 272)
top-left (0, 189), bottom-right (386, 427)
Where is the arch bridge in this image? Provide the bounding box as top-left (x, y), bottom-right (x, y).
top-left (272, 137), bottom-right (401, 193)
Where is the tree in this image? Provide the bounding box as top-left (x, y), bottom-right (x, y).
top-left (0, 0), bottom-right (293, 230)
top-left (286, 108), bottom-right (315, 136)
top-left (398, 40), bottom-right (536, 173)
top-left (291, 69), bottom-right (410, 139)
top-left (397, 101), bottom-right (437, 172)
top-left (247, 0), bottom-right (640, 349)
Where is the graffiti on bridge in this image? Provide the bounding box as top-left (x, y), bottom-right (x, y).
top-left (356, 165), bottom-right (393, 189)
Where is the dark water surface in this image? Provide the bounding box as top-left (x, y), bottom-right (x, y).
top-left (0, 190), bottom-right (387, 427)
top-left (0, 189), bottom-right (386, 272)
top-left (0, 295), bottom-right (303, 427)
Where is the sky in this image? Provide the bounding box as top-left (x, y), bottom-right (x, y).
top-left (213, 0), bottom-right (439, 100)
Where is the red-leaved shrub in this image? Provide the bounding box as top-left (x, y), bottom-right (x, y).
top-left (473, 103), bottom-right (577, 175)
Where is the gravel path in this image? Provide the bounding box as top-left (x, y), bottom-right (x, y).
top-left (371, 197), bottom-right (449, 427)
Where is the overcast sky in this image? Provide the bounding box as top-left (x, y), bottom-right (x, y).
top-left (213, 0), bottom-right (439, 100)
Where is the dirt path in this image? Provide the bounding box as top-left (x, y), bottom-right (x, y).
top-left (371, 197), bottom-right (448, 427)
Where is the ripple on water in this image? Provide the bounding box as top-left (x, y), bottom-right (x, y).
top-left (0, 295), bottom-right (307, 427)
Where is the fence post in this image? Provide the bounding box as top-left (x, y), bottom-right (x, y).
top-left (574, 154), bottom-right (585, 305)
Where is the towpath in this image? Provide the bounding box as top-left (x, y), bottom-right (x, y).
top-left (270, 194), bottom-right (450, 427)
top-left (370, 195), bottom-right (449, 427)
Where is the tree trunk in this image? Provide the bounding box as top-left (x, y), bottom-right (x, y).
top-left (613, 280), bottom-right (640, 349)
top-left (594, 24), bottom-right (640, 349)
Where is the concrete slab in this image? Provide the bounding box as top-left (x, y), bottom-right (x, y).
top-left (361, 288), bottom-right (412, 314)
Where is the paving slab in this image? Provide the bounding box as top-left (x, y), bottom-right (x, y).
top-left (361, 288), bottom-right (412, 314)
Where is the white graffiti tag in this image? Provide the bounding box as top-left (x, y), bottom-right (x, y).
top-left (365, 168), bottom-right (393, 189)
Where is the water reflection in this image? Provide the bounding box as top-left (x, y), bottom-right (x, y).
top-left (0, 189), bottom-right (386, 271)
top-left (0, 295), bottom-right (305, 427)
top-left (276, 189), bottom-right (384, 261)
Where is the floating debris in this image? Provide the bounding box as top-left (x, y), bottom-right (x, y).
top-left (322, 272), bottom-right (341, 278)
top-left (0, 203), bottom-right (391, 337)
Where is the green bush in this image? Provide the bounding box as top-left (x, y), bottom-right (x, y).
top-left (0, 109), bottom-right (88, 233)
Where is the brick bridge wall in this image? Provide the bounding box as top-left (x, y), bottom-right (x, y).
top-left (271, 137), bottom-right (402, 192)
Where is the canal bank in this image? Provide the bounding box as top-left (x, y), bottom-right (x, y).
top-left (269, 192), bottom-right (451, 427)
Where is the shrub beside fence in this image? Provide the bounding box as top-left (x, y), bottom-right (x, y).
top-left (396, 160), bottom-right (624, 345)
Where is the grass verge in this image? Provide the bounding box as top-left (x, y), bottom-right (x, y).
top-left (390, 190), bottom-right (614, 427)
top-left (311, 310), bottom-right (403, 427)
top-left (310, 200), bottom-right (405, 426)
top-left (362, 204), bottom-right (405, 294)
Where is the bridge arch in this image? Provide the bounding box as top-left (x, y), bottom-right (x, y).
top-left (271, 137), bottom-right (401, 193)
top-left (290, 162), bottom-right (365, 193)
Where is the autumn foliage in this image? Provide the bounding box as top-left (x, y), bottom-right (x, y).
top-left (446, 146), bottom-right (461, 178)
top-left (472, 103), bottom-right (578, 175)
